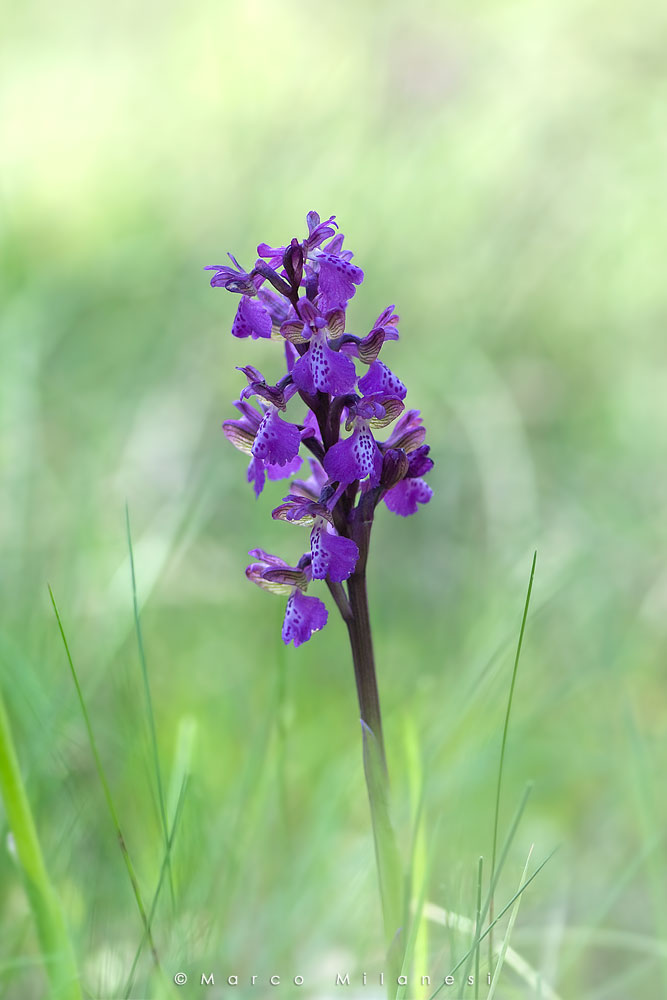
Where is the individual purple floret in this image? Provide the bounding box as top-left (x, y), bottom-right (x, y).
top-left (207, 212), bottom-right (433, 647)
top-left (222, 400), bottom-right (302, 498)
top-left (246, 550), bottom-right (328, 647)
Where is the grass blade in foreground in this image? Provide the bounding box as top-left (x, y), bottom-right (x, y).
top-left (48, 586), bottom-right (161, 974)
top-left (423, 846), bottom-right (561, 1000)
top-left (489, 550), bottom-right (537, 957)
top-left (0, 688), bottom-right (82, 1000)
top-left (124, 777), bottom-right (189, 999)
top-left (487, 845), bottom-right (533, 999)
top-left (126, 504), bottom-right (175, 909)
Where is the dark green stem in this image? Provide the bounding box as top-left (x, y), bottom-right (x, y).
top-left (345, 571), bottom-right (387, 771)
top-left (336, 516), bottom-right (402, 995)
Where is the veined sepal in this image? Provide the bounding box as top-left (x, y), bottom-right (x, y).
top-left (223, 422), bottom-right (255, 455)
top-left (272, 496), bottom-right (334, 527)
top-left (246, 564), bottom-right (308, 595)
top-left (369, 398), bottom-right (405, 429)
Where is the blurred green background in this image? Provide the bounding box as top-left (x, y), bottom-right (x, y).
top-left (2, 0), bottom-right (667, 996)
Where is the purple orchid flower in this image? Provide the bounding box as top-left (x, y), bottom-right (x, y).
top-left (209, 211), bottom-right (433, 646)
top-left (210, 214), bottom-right (441, 992)
top-left (358, 360), bottom-right (407, 400)
top-left (222, 399), bottom-right (302, 498)
top-left (204, 254), bottom-right (262, 294)
top-left (315, 254), bottom-right (364, 313)
top-left (246, 549), bottom-right (328, 647)
top-left (271, 494), bottom-right (360, 582)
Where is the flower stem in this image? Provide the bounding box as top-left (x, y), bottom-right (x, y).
top-left (346, 571), bottom-right (387, 770)
top-left (0, 689), bottom-right (82, 1000)
top-left (344, 566), bottom-right (404, 994)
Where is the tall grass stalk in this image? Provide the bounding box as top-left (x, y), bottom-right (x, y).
top-left (123, 778), bottom-right (189, 999)
top-left (474, 855), bottom-right (483, 999)
top-left (48, 586), bottom-right (161, 973)
top-left (125, 504), bottom-right (174, 908)
top-left (0, 688), bottom-right (82, 1000)
top-left (486, 845), bottom-right (533, 1000)
top-left (462, 782), bottom-right (533, 985)
top-left (426, 845), bottom-right (559, 1000)
top-left (489, 551), bottom-right (536, 960)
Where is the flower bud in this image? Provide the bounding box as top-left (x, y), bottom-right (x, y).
top-left (283, 238), bottom-right (304, 290)
top-left (380, 448), bottom-right (409, 489)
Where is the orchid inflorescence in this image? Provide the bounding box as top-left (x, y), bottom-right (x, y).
top-left (206, 212), bottom-right (433, 648)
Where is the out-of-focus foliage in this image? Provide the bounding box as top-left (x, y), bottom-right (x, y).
top-left (2, 1), bottom-right (667, 997)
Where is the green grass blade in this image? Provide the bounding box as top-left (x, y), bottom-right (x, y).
top-left (426, 846), bottom-right (559, 1000)
top-left (474, 855), bottom-right (483, 999)
top-left (125, 504), bottom-right (174, 909)
top-left (487, 845), bottom-right (533, 999)
top-left (48, 585), bottom-right (161, 973)
top-left (462, 782), bottom-right (533, 984)
top-left (0, 689), bottom-right (83, 1000)
top-left (489, 550), bottom-right (537, 959)
top-left (123, 777), bottom-right (189, 998)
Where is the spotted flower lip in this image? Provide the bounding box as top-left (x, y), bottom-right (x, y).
top-left (251, 407), bottom-right (301, 467)
top-left (282, 589), bottom-right (328, 646)
top-left (210, 211), bottom-right (433, 645)
top-left (291, 329), bottom-right (358, 396)
top-left (223, 399), bottom-right (302, 498)
top-left (309, 518), bottom-right (359, 581)
top-left (231, 296), bottom-right (272, 339)
top-left (383, 477), bottom-right (433, 516)
top-left (358, 361), bottom-right (407, 401)
top-left (324, 418), bottom-right (383, 487)
top-left (316, 253), bottom-right (364, 313)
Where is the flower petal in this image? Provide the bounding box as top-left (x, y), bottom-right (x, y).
top-left (232, 297), bottom-right (272, 339)
top-left (266, 454), bottom-right (302, 481)
top-left (383, 410), bottom-right (427, 452)
top-left (310, 521), bottom-right (359, 581)
top-left (317, 254), bottom-right (364, 311)
top-left (406, 445), bottom-right (434, 478)
top-left (293, 331), bottom-right (357, 396)
top-left (368, 398), bottom-right (405, 430)
top-left (251, 408), bottom-right (301, 466)
top-left (383, 477), bottom-right (433, 516)
top-left (246, 564), bottom-right (307, 596)
top-left (282, 590), bottom-right (328, 647)
top-left (247, 549), bottom-right (289, 568)
top-left (290, 352), bottom-right (316, 394)
top-left (358, 361), bottom-right (407, 400)
top-left (323, 422), bottom-right (380, 485)
top-left (223, 421), bottom-right (255, 455)
top-left (272, 496), bottom-right (333, 526)
top-left (247, 456), bottom-right (266, 497)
